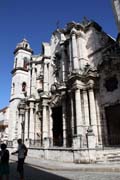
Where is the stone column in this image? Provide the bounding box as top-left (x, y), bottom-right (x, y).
top-left (71, 32), bottom-right (79, 71)
top-left (43, 61), bottom-right (49, 93)
top-left (18, 115), bottom-right (22, 139)
top-left (49, 107), bottom-right (53, 147)
top-left (83, 90), bottom-right (90, 127)
top-left (62, 100), bottom-right (66, 147)
top-left (70, 92), bottom-right (74, 136)
top-left (75, 88), bottom-right (83, 135)
top-left (77, 34), bottom-right (88, 70)
top-left (60, 43), bottom-right (66, 82)
top-left (95, 93), bottom-right (102, 146)
top-left (28, 62), bottom-right (32, 97)
top-left (77, 35), bottom-right (83, 69)
top-left (31, 64), bottom-right (35, 95)
top-left (14, 111), bottom-right (18, 140)
top-left (29, 102), bottom-right (35, 140)
top-left (42, 106), bottom-right (48, 139)
top-left (42, 98), bottom-right (49, 147)
top-left (69, 40), bottom-right (72, 72)
top-left (73, 88), bottom-right (83, 149)
top-left (88, 88), bottom-right (98, 143)
top-left (24, 108), bottom-right (29, 140)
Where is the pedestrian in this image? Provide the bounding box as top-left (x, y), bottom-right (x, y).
top-left (0, 143), bottom-right (9, 180)
top-left (11, 139), bottom-right (28, 180)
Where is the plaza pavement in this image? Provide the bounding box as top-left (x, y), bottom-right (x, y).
top-left (10, 155), bottom-right (120, 173)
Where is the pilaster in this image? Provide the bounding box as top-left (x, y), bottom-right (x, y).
top-left (75, 88), bottom-right (83, 135)
top-left (62, 100), bottom-right (67, 147)
top-left (83, 90), bottom-right (90, 127)
top-left (43, 57), bottom-right (50, 94)
top-left (60, 42), bottom-right (66, 82)
top-left (42, 97), bottom-right (49, 147)
top-left (24, 107), bottom-right (29, 140)
top-left (70, 92), bottom-right (75, 136)
top-left (88, 87), bottom-right (98, 145)
top-left (71, 30), bottom-right (79, 71)
top-left (29, 101), bottom-right (35, 140)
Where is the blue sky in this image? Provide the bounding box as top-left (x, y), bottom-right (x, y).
top-left (0, 0), bottom-right (117, 109)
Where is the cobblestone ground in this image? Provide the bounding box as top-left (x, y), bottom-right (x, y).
top-left (9, 162), bottom-right (120, 180)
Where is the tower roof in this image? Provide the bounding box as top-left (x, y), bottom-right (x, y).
top-left (14, 38), bottom-right (33, 54)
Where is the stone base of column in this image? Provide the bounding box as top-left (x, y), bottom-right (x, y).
top-left (86, 126), bottom-right (96, 149)
top-left (24, 139), bottom-right (30, 147)
top-left (73, 135), bottom-right (82, 149)
top-left (43, 137), bottom-right (50, 148)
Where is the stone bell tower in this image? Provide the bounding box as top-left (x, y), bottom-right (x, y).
top-left (8, 39), bottom-right (33, 142)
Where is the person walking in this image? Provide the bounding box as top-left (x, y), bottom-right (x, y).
top-left (11, 139), bottom-right (28, 180)
top-left (0, 143), bottom-right (9, 180)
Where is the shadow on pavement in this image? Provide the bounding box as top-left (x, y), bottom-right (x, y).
top-left (9, 162), bottom-right (70, 180)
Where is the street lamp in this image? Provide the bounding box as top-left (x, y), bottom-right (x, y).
top-left (18, 101), bottom-right (26, 143)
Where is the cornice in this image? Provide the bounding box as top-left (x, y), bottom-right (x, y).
top-left (11, 67), bottom-right (28, 74)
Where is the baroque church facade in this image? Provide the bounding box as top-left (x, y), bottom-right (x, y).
top-left (7, 0), bottom-right (120, 162)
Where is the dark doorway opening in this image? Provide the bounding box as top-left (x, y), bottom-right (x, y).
top-left (52, 106), bottom-right (63, 146)
top-left (105, 104), bottom-right (120, 146)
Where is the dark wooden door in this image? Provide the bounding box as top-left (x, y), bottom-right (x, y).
top-left (105, 104), bottom-right (120, 145)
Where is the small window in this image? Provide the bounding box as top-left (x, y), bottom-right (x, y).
top-left (25, 44), bottom-right (28, 48)
top-left (23, 43), bottom-right (28, 48)
top-left (22, 82), bottom-right (26, 92)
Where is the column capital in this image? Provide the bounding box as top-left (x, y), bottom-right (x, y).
top-left (82, 88), bottom-right (88, 92)
top-left (87, 79), bottom-right (95, 89)
top-left (43, 59), bottom-right (50, 65)
top-left (72, 83), bottom-right (83, 91)
top-left (29, 101), bottom-right (35, 109)
top-left (42, 98), bottom-right (48, 107)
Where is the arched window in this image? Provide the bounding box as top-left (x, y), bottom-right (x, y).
top-left (25, 44), bottom-right (28, 48)
top-left (22, 82), bottom-right (26, 92)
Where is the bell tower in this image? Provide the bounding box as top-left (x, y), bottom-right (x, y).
top-left (8, 39), bottom-right (33, 142)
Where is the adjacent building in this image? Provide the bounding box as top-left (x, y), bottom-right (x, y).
top-left (0, 107), bottom-right (9, 142)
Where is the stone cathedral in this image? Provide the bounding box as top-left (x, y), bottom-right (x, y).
top-left (7, 1), bottom-right (120, 163)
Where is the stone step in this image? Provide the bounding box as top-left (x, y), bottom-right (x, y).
top-left (104, 152), bottom-right (120, 156)
top-left (107, 158), bottom-right (120, 162)
top-left (107, 155), bottom-right (120, 158)
top-left (106, 154), bottom-right (120, 162)
top-left (96, 152), bottom-right (120, 163)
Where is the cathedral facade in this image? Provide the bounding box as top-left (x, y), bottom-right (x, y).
top-left (7, 2), bottom-right (120, 161)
